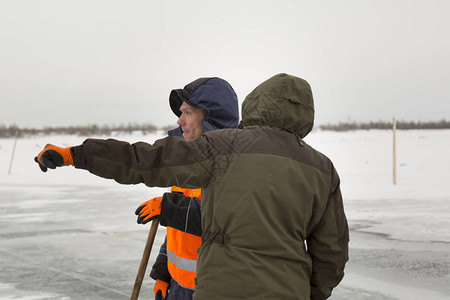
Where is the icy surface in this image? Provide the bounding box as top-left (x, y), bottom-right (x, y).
top-left (0, 129), bottom-right (449, 299)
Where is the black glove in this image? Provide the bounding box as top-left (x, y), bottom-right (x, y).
top-left (155, 289), bottom-right (166, 300)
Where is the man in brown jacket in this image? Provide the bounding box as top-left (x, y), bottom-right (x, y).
top-left (35, 73), bottom-right (349, 300)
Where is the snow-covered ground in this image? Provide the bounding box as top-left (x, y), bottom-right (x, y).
top-left (0, 129), bottom-right (449, 299)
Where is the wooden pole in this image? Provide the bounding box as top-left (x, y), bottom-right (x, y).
top-left (393, 118), bottom-right (397, 185)
top-left (8, 131), bottom-right (18, 175)
top-left (130, 219), bottom-right (159, 300)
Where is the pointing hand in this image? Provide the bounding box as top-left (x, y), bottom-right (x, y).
top-left (34, 144), bottom-right (73, 172)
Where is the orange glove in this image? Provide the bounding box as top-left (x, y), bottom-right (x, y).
top-left (135, 197), bottom-right (162, 224)
top-left (34, 144), bottom-right (73, 172)
top-left (154, 279), bottom-right (169, 300)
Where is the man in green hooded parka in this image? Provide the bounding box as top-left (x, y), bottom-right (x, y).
top-left (35, 73), bottom-right (349, 300)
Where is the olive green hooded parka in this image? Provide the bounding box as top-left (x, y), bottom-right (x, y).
top-left (72, 73), bottom-right (349, 300)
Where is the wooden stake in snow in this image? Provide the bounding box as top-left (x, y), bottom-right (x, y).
top-left (8, 131), bottom-right (18, 176)
top-left (393, 118), bottom-right (397, 185)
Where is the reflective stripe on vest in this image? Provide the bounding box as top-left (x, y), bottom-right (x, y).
top-left (166, 186), bottom-right (202, 290)
top-left (167, 257), bottom-right (196, 290)
top-left (167, 247), bottom-right (197, 272)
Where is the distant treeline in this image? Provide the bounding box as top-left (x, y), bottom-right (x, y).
top-left (0, 123), bottom-right (171, 138)
top-left (1, 120), bottom-right (449, 138)
top-left (319, 119), bottom-right (450, 131)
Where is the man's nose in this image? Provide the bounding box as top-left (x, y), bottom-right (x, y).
top-left (177, 114), bottom-right (184, 125)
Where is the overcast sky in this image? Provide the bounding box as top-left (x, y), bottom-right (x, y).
top-left (1, 0), bottom-right (449, 129)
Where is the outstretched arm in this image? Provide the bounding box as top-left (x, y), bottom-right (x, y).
top-left (35, 136), bottom-right (215, 189)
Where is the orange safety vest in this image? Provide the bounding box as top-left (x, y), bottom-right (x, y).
top-left (166, 186), bottom-right (202, 290)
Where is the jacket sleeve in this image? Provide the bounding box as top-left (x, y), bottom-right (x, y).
top-left (70, 136), bottom-right (215, 189)
top-left (307, 166), bottom-right (349, 300)
top-left (160, 192), bottom-right (202, 236)
top-left (150, 237), bottom-right (171, 283)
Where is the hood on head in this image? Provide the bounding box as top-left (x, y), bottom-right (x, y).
top-left (240, 73), bottom-right (314, 139)
top-left (168, 77), bottom-right (239, 137)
